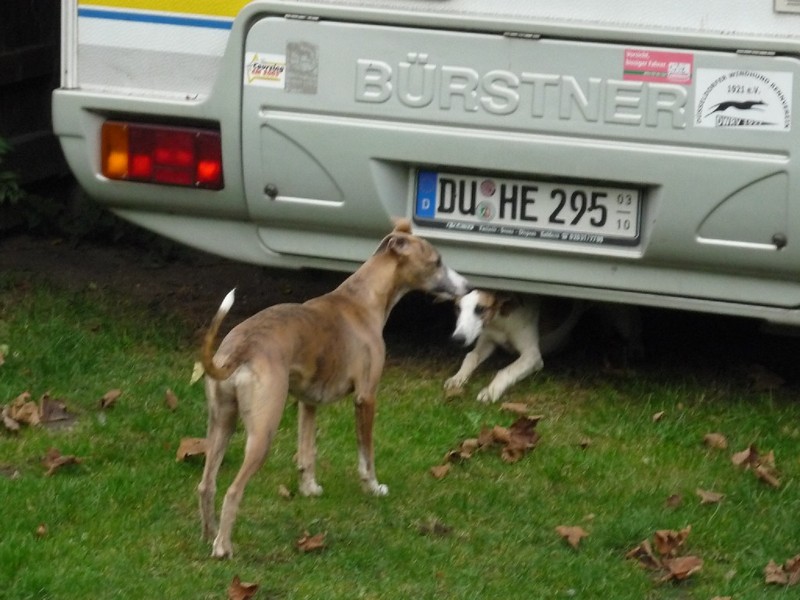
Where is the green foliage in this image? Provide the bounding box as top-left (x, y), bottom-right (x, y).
top-left (1, 278), bottom-right (800, 598)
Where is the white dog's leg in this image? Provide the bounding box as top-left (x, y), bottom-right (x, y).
top-left (444, 337), bottom-right (496, 393)
top-left (478, 350), bottom-right (543, 403)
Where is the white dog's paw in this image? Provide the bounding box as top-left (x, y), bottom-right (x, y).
top-left (299, 480), bottom-right (324, 497)
top-left (444, 376), bottom-right (465, 396)
top-left (476, 386), bottom-right (501, 403)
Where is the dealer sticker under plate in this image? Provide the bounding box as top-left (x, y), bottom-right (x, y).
top-left (414, 170), bottom-right (641, 246)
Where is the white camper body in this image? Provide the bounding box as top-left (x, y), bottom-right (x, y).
top-left (55, 1), bottom-right (800, 324)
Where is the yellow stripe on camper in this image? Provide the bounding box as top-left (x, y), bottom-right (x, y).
top-left (78, 0), bottom-right (249, 18)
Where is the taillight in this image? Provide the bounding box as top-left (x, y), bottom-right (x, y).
top-left (101, 121), bottom-right (224, 190)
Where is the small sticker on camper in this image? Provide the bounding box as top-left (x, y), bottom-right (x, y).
top-left (244, 53), bottom-right (286, 88)
top-left (694, 69), bottom-right (792, 131)
top-left (623, 49), bottom-right (693, 84)
top-left (286, 42), bottom-right (319, 94)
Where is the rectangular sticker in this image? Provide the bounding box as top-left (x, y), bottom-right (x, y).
top-left (244, 52), bottom-right (285, 88)
top-left (623, 49), bottom-right (693, 85)
top-left (694, 69), bottom-right (793, 131)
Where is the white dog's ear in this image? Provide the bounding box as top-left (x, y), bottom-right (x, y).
top-left (496, 293), bottom-right (519, 317)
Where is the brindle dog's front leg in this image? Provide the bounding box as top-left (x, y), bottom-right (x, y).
top-left (354, 394), bottom-right (389, 496)
top-left (297, 402), bottom-right (323, 497)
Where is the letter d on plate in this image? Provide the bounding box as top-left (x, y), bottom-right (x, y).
top-left (416, 170), bottom-right (437, 218)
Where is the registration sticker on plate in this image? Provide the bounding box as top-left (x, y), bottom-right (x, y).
top-left (414, 170), bottom-right (641, 246)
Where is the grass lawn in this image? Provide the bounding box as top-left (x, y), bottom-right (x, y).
top-left (2, 270), bottom-right (800, 599)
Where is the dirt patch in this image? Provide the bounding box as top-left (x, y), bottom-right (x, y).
top-left (0, 233), bottom-right (458, 357)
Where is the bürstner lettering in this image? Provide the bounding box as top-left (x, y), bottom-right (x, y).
top-left (355, 54), bottom-right (688, 128)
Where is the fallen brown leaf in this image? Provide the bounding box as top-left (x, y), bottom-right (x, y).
top-left (703, 432), bottom-right (728, 450)
top-left (765, 559), bottom-right (789, 585)
top-left (731, 444), bottom-right (781, 487)
top-left (40, 394), bottom-right (73, 424)
top-left (665, 493), bottom-right (683, 508)
top-left (278, 484), bottom-right (293, 499)
top-left (176, 437), bottom-right (207, 462)
top-left (652, 410), bottom-right (665, 422)
top-left (227, 575), bottom-right (259, 600)
top-left (755, 464), bottom-right (781, 488)
top-left (626, 539), bottom-right (662, 570)
top-left (696, 488), bottom-right (725, 505)
top-left (165, 388), bottom-right (179, 410)
top-left (653, 526), bottom-right (691, 557)
top-left (764, 556), bottom-right (800, 586)
top-left (661, 555), bottom-right (703, 581)
top-left (296, 531), bottom-right (326, 553)
top-left (9, 391), bottom-right (39, 426)
top-left (99, 389), bottom-right (122, 409)
top-left (731, 444), bottom-right (757, 467)
top-left (35, 523), bottom-right (47, 538)
top-left (555, 525), bottom-right (589, 549)
top-left (42, 448), bottom-right (82, 476)
top-left (2, 406), bottom-right (20, 432)
top-left (430, 464), bottom-right (450, 480)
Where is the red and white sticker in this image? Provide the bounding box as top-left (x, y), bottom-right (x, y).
top-left (623, 49), bottom-right (693, 85)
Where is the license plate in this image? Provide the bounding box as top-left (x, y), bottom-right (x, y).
top-left (414, 170), bottom-right (641, 246)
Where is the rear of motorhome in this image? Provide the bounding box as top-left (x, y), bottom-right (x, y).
top-left (54, 1), bottom-right (800, 324)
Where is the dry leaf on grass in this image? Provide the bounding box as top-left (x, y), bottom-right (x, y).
top-left (228, 575), bottom-right (259, 600)
top-left (696, 488), bottom-right (725, 505)
top-left (731, 444), bottom-right (781, 488)
top-left (555, 525), bottom-right (589, 549)
top-left (40, 394), bottom-right (73, 424)
top-left (627, 526), bottom-right (701, 582)
top-left (99, 389), bottom-right (122, 409)
top-left (176, 438), bottom-right (207, 462)
top-left (430, 463), bottom-right (451, 480)
top-left (653, 526), bottom-right (691, 557)
top-left (42, 448), bottom-right (82, 476)
top-left (661, 556), bottom-right (704, 582)
top-left (765, 554), bottom-right (800, 586)
top-left (296, 531), bottom-right (326, 553)
top-left (430, 415), bottom-right (542, 477)
top-left (35, 523), bottom-right (47, 538)
top-left (8, 391), bottom-right (39, 426)
top-left (2, 405), bottom-right (20, 432)
top-left (703, 432), bottom-right (728, 450)
top-left (278, 484), bottom-right (293, 500)
top-left (165, 389), bottom-right (179, 410)
top-left (652, 410), bottom-right (666, 422)
top-left (665, 493), bottom-right (683, 508)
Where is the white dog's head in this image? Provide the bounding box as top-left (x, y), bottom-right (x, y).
top-left (451, 290), bottom-right (516, 347)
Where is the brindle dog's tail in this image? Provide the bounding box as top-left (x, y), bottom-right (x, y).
top-left (201, 289), bottom-right (236, 380)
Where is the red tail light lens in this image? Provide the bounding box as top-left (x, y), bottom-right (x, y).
top-left (101, 121), bottom-right (224, 190)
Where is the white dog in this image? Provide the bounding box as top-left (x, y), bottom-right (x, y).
top-left (444, 290), bottom-right (641, 402)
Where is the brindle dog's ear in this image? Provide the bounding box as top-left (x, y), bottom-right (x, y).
top-left (496, 293), bottom-right (519, 317)
top-left (374, 218), bottom-right (413, 255)
top-left (392, 217), bottom-right (412, 234)
top-left (375, 233), bottom-right (411, 256)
